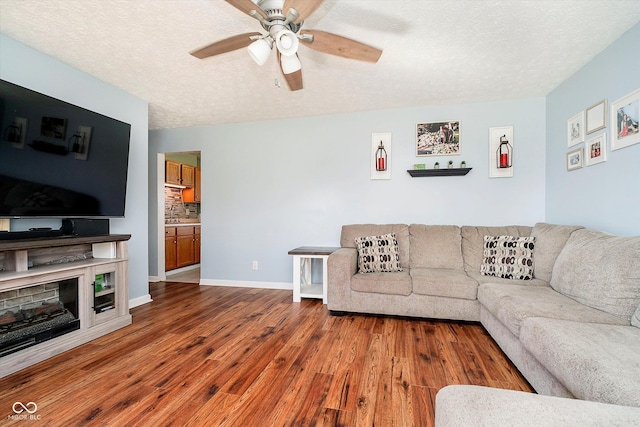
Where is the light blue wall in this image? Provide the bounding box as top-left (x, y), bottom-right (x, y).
top-left (545, 23), bottom-right (640, 236)
top-left (150, 98), bottom-right (546, 283)
top-left (0, 35), bottom-right (150, 301)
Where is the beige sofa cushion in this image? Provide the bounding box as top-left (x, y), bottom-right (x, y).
top-left (350, 271), bottom-right (412, 296)
top-left (551, 228), bottom-right (640, 322)
top-left (520, 317), bottom-right (640, 406)
top-left (633, 303), bottom-right (640, 328)
top-left (341, 224), bottom-right (410, 269)
top-left (530, 223), bottom-right (583, 282)
top-left (409, 224), bottom-right (464, 270)
top-left (478, 282), bottom-right (627, 337)
top-left (461, 225), bottom-right (532, 274)
top-left (436, 385), bottom-right (640, 427)
top-left (411, 268), bottom-right (478, 300)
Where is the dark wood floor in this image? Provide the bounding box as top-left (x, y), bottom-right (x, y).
top-left (0, 282), bottom-right (533, 426)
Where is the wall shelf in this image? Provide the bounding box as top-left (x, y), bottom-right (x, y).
top-left (407, 168), bottom-right (472, 177)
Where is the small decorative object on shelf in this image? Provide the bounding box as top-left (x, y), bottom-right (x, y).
top-left (460, 160), bottom-right (466, 168)
top-left (434, 162), bottom-right (440, 169)
top-left (375, 140), bottom-right (387, 171)
top-left (497, 134), bottom-right (512, 168)
top-left (448, 160), bottom-right (453, 169)
top-left (413, 163), bottom-right (425, 170)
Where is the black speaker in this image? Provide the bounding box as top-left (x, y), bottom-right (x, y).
top-left (61, 219), bottom-right (110, 236)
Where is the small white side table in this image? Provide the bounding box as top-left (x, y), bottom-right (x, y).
top-left (288, 246), bottom-right (340, 304)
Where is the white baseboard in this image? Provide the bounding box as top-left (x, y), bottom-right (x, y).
top-left (200, 279), bottom-right (292, 291)
top-left (148, 276), bottom-right (161, 283)
top-left (129, 293), bottom-right (153, 308)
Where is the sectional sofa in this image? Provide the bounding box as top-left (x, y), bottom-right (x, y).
top-left (327, 223), bottom-right (640, 423)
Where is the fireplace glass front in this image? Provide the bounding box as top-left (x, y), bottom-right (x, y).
top-left (0, 278), bottom-right (80, 357)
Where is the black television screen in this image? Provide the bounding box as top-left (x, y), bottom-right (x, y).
top-left (0, 79), bottom-right (131, 218)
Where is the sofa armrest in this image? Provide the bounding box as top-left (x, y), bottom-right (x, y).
top-left (327, 248), bottom-right (358, 309)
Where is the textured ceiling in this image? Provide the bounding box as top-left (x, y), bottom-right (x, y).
top-left (1, 0), bottom-right (639, 130)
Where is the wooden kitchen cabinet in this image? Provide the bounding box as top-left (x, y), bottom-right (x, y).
top-left (182, 167), bottom-right (201, 203)
top-left (165, 227), bottom-right (177, 271)
top-left (176, 226), bottom-right (196, 268)
top-left (165, 161), bottom-right (181, 185)
top-left (195, 226), bottom-right (201, 264)
top-left (181, 164), bottom-right (195, 187)
top-left (165, 225), bottom-right (200, 272)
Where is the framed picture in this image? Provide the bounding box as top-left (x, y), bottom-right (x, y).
top-left (610, 88), bottom-right (640, 151)
top-left (40, 116), bottom-right (67, 140)
top-left (584, 133), bottom-right (607, 166)
top-left (371, 132), bottom-right (391, 180)
top-left (416, 121), bottom-right (460, 156)
top-left (585, 99), bottom-right (606, 134)
top-left (567, 148), bottom-right (583, 171)
top-left (488, 126), bottom-right (514, 178)
top-left (567, 111), bottom-right (584, 147)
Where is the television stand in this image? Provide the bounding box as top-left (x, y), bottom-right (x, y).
top-left (0, 234), bottom-right (131, 377)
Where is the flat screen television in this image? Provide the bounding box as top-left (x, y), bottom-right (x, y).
top-left (0, 79), bottom-right (131, 218)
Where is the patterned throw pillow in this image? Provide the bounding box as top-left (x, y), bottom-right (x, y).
top-left (480, 235), bottom-right (535, 280)
top-left (354, 233), bottom-right (403, 273)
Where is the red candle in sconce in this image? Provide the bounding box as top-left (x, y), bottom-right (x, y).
top-left (497, 135), bottom-right (512, 169)
top-left (375, 141), bottom-right (387, 171)
top-left (500, 153), bottom-right (509, 168)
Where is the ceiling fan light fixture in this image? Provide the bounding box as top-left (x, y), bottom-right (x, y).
top-left (280, 54), bottom-right (301, 74)
top-left (275, 29), bottom-right (299, 56)
top-left (247, 37), bottom-right (272, 66)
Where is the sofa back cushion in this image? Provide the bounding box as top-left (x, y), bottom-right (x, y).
top-left (341, 224), bottom-right (410, 269)
top-left (409, 225), bottom-right (463, 270)
top-left (551, 228), bottom-right (640, 322)
top-left (633, 303), bottom-right (640, 328)
top-left (530, 223), bottom-right (583, 282)
top-left (461, 225), bottom-right (532, 274)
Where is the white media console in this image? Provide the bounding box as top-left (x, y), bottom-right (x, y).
top-left (0, 234), bottom-right (131, 377)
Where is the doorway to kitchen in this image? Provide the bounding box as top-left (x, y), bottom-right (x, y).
top-left (161, 151), bottom-right (201, 284)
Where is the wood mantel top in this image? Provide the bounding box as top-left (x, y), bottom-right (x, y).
top-left (288, 246), bottom-right (341, 256)
top-left (0, 234), bottom-right (131, 251)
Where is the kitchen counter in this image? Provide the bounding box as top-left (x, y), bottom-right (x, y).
top-left (165, 222), bottom-right (200, 227)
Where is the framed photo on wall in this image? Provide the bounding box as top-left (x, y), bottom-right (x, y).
top-left (567, 111), bottom-right (584, 147)
top-left (610, 88), bottom-right (640, 151)
top-left (585, 99), bottom-right (606, 134)
top-left (416, 121), bottom-right (460, 156)
top-left (584, 133), bottom-right (607, 166)
top-left (566, 147), bottom-right (583, 171)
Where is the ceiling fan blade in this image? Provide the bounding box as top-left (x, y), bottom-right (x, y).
top-left (190, 32), bottom-right (262, 59)
top-left (300, 30), bottom-right (382, 63)
top-left (277, 51), bottom-right (303, 91)
top-left (283, 0), bottom-right (323, 23)
top-left (225, 0), bottom-right (267, 19)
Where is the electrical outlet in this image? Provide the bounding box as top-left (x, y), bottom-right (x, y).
top-left (252, 261), bottom-right (258, 270)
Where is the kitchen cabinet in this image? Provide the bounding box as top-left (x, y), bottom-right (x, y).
top-left (195, 226), bottom-right (201, 264)
top-left (182, 167), bottom-right (201, 203)
top-left (166, 225), bottom-right (200, 271)
top-left (181, 164), bottom-right (195, 187)
top-left (165, 161), bottom-right (196, 188)
top-left (165, 161), bottom-right (181, 185)
top-left (165, 227), bottom-right (177, 271)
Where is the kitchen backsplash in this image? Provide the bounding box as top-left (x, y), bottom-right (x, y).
top-left (164, 187), bottom-right (199, 221)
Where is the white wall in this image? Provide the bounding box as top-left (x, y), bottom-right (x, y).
top-left (149, 97), bottom-right (546, 284)
top-left (545, 23), bottom-right (640, 236)
top-left (0, 35), bottom-right (150, 302)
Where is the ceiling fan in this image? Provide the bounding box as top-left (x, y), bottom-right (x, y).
top-left (190, 0), bottom-right (383, 91)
